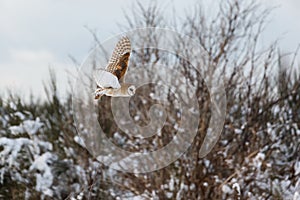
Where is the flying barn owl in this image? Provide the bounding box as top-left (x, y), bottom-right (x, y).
top-left (94, 36), bottom-right (136, 99)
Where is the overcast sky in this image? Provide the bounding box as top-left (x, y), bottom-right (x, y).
top-left (1, 0), bottom-right (299, 101)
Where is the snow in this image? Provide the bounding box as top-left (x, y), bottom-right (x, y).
top-left (14, 111), bottom-right (26, 120)
top-left (0, 137), bottom-right (33, 167)
top-left (9, 125), bottom-right (25, 135)
top-left (71, 192), bottom-right (84, 200)
top-left (189, 183), bottom-right (196, 190)
top-left (74, 135), bottom-right (86, 147)
top-left (232, 182), bottom-right (241, 195)
top-left (8, 118), bottom-right (43, 136)
top-left (294, 161), bottom-right (300, 176)
top-left (222, 184), bottom-right (233, 194)
top-left (113, 132), bottom-right (126, 144)
top-left (134, 115), bottom-right (140, 121)
top-left (253, 152), bottom-right (266, 170)
top-left (0, 115), bottom-right (8, 128)
top-left (0, 135), bottom-right (53, 198)
top-left (234, 128), bottom-right (242, 134)
top-left (166, 192), bottom-right (173, 198)
top-left (29, 152), bottom-right (56, 198)
top-left (294, 179), bottom-right (300, 200)
top-left (169, 176), bottom-right (175, 191)
top-left (294, 192), bottom-right (300, 200)
top-left (204, 159), bottom-right (210, 168)
top-left (9, 102), bottom-right (17, 110)
top-left (23, 118), bottom-right (43, 135)
top-left (119, 195), bottom-right (148, 200)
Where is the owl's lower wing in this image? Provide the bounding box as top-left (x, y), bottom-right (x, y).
top-left (94, 69), bottom-right (121, 89)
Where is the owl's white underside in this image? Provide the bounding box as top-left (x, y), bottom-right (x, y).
top-left (94, 70), bottom-right (121, 89)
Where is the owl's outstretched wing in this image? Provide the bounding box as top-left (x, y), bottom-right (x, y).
top-left (94, 69), bottom-right (121, 89)
top-left (105, 36), bottom-right (131, 83)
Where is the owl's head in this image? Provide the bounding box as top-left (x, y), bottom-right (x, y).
top-left (127, 85), bottom-right (136, 96)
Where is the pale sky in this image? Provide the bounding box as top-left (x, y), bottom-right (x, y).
top-left (0, 0), bottom-right (299, 101)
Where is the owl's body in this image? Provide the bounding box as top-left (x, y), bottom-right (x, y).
top-left (94, 36), bottom-right (135, 99)
top-left (95, 83), bottom-right (135, 98)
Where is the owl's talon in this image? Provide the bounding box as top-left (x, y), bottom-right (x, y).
top-left (94, 88), bottom-right (106, 99)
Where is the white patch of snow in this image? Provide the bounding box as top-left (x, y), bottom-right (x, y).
top-left (0, 137), bottom-right (32, 167)
top-left (169, 176), bottom-right (174, 191)
top-left (222, 184), bottom-right (233, 194)
top-left (294, 179), bottom-right (300, 200)
top-left (233, 182), bottom-right (241, 195)
top-left (190, 183), bottom-right (196, 190)
top-left (204, 159), bottom-right (210, 168)
top-left (273, 105), bottom-right (280, 115)
top-left (234, 128), bottom-right (242, 134)
top-left (9, 125), bottom-right (25, 135)
top-left (74, 135), bottom-right (86, 148)
top-left (294, 191), bottom-right (300, 200)
top-left (166, 192), bottom-right (173, 198)
top-left (14, 111), bottom-right (26, 120)
top-left (0, 115), bottom-right (8, 128)
top-left (253, 152), bottom-right (265, 170)
top-left (8, 118), bottom-right (43, 136)
top-left (23, 118), bottom-right (43, 135)
top-left (134, 115), bottom-right (140, 121)
top-left (9, 102), bottom-right (17, 110)
top-left (76, 192), bottom-right (83, 200)
top-left (295, 161), bottom-right (300, 176)
top-left (0, 136), bottom-right (53, 194)
top-left (29, 152), bottom-right (56, 198)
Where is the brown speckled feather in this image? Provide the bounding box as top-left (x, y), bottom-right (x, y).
top-left (105, 36), bottom-right (131, 83)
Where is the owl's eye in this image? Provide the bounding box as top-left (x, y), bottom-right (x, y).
top-left (128, 86), bottom-right (136, 95)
